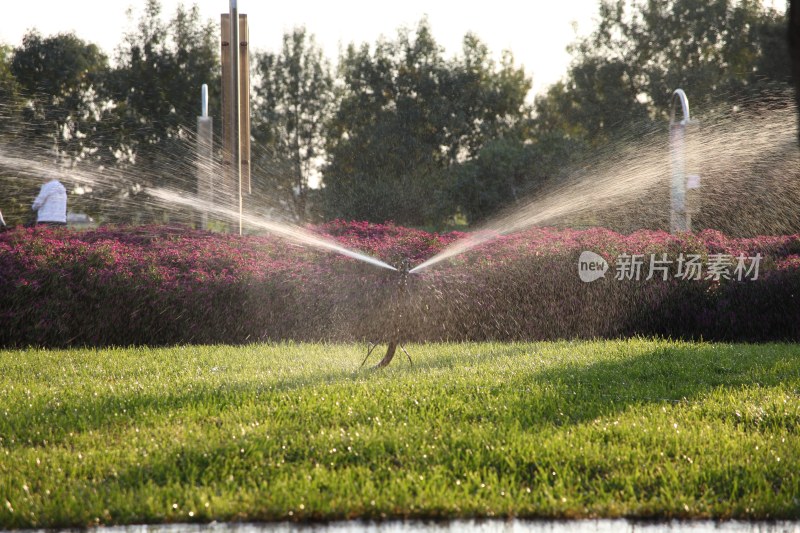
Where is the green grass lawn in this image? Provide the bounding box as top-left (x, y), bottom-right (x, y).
top-left (1, 340), bottom-right (799, 528)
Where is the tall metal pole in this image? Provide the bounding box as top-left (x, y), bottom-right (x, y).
top-left (230, 0), bottom-right (242, 235)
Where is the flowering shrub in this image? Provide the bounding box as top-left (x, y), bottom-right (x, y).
top-left (1, 222), bottom-right (798, 347)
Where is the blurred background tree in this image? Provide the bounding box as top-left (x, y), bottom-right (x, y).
top-left (10, 30), bottom-right (109, 162)
top-left (0, 43), bottom-right (28, 225)
top-left (103, 0), bottom-right (220, 223)
top-left (251, 27), bottom-right (334, 221)
top-left (322, 20), bottom-right (532, 227)
top-left (535, 0), bottom-right (792, 144)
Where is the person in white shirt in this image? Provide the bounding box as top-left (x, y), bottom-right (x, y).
top-left (32, 179), bottom-right (67, 226)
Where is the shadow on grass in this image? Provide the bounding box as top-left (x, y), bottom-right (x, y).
top-left (0, 351), bottom-right (369, 450)
top-left (412, 341), bottom-right (800, 429)
top-left (3, 342), bottom-right (798, 451)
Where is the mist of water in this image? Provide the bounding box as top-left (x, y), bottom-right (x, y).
top-left (0, 109), bottom-right (396, 272)
top-left (411, 97), bottom-right (800, 273)
top-left (2, 94), bottom-right (798, 277)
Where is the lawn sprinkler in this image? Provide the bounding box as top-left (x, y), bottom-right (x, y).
top-left (359, 258), bottom-right (416, 369)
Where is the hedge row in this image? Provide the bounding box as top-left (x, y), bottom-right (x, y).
top-left (1, 222), bottom-right (798, 347)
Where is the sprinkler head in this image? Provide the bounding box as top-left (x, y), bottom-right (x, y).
top-left (395, 258), bottom-right (414, 284)
top-left (397, 258), bottom-right (411, 274)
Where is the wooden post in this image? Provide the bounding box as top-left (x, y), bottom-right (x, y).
top-left (240, 16), bottom-right (250, 195)
top-left (221, 10), bottom-right (251, 233)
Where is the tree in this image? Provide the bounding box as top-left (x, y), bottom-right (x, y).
top-left (631, 0), bottom-right (788, 111)
top-left (10, 30), bottom-right (109, 163)
top-left (323, 21), bottom-right (448, 226)
top-left (0, 44), bottom-right (23, 135)
top-left (322, 20), bottom-right (532, 226)
top-left (536, 0), bottom-right (792, 144)
top-left (452, 134), bottom-right (582, 224)
top-left (0, 44), bottom-right (30, 226)
top-left (252, 27), bottom-right (334, 220)
top-left (535, 57), bottom-right (650, 146)
top-left (105, 0), bottom-right (220, 222)
top-left (441, 35), bottom-right (532, 161)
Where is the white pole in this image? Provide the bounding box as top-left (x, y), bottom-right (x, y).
top-left (197, 84), bottom-right (213, 230)
top-left (669, 89), bottom-right (690, 233)
top-left (230, 0), bottom-right (242, 235)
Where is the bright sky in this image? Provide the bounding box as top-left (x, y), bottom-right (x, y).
top-left (0, 0), bottom-right (600, 97)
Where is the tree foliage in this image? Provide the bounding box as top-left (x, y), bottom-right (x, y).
top-left (537, 0), bottom-right (792, 145)
top-left (109, 0), bottom-right (219, 166)
top-left (10, 31), bottom-right (109, 162)
top-left (101, 0), bottom-right (220, 222)
top-left (322, 20), bottom-right (532, 226)
top-left (252, 27), bottom-right (334, 219)
top-left (0, 33), bottom-right (110, 225)
top-left (0, 44), bottom-right (23, 133)
top-left (452, 134), bottom-right (583, 224)
top-left (0, 45), bottom-right (29, 226)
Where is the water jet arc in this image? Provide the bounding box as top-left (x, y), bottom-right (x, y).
top-left (147, 187), bottom-right (398, 272)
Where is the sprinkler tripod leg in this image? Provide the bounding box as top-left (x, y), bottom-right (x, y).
top-left (359, 342), bottom-right (378, 369)
top-left (399, 344), bottom-right (413, 366)
top-left (360, 341), bottom-right (412, 370)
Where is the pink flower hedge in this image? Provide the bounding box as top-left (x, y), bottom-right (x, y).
top-left (1, 222), bottom-right (798, 347)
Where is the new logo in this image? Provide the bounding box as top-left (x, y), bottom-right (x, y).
top-left (578, 251), bottom-right (609, 283)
